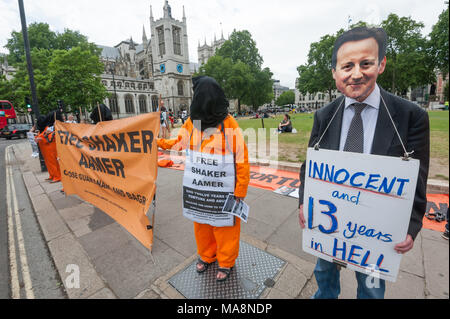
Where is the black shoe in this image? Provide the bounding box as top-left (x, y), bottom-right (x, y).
top-left (196, 258), bottom-right (211, 273)
top-left (442, 230), bottom-right (449, 240)
top-left (216, 267), bottom-right (233, 282)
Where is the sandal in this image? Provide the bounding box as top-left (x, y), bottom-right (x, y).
top-left (216, 267), bottom-right (232, 282)
top-left (196, 258), bottom-right (211, 273)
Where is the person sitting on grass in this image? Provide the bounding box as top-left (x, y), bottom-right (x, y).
top-left (278, 114), bottom-right (293, 133)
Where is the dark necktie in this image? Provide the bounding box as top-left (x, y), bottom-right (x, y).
top-left (343, 103), bottom-right (367, 153)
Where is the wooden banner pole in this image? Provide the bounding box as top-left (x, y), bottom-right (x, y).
top-left (97, 102), bottom-right (102, 122)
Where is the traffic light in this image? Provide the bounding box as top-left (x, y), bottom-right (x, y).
top-left (25, 96), bottom-right (33, 113)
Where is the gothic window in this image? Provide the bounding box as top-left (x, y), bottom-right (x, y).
top-left (151, 95), bottom-right (158, 112)
top-left (143, 84), bottom-right (147, 90)
top-left (177, 81), bottom-right (184, 96)
top-left (125, 95), bottom-right (134, 113)
top-left (117, 82), bottom-right (122, 89)
top-left (131, 83), bottom-right (135, 89)
top-left (173, 26), bottom-right (182, 55)
top-left (139, 95), bottom-right (147, 113)
top-left (157, 26), bottom-right (165, 56)
top-left (109, 97), bottom-right (118, 114)
top-left (102, 80), bottom-right (107, 86)
top-left (125, 82), bottom-right (130, 88)
top-left (149, 82), bottom-right (154, 90)
top-left (138, 83), bottom-right (142, 90)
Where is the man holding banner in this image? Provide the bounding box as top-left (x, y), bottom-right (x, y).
top-left (298, 27), bottom-right (430, 298)
top-left (55, 111), bottom-right (160, 251)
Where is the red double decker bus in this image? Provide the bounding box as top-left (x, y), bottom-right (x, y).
top-left (0, 100), bottom-right (17, 130)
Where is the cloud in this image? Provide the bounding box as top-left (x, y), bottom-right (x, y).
top-left (1, 0), bottom-right (446, 88)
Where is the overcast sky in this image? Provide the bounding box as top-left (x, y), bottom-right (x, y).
top-left (0, 0), bottom-right (447, 88)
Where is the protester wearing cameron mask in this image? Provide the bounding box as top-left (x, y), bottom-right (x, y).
top-left (298, 27), bottom-right (430, 299)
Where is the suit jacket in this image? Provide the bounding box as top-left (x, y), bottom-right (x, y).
top-left (298, 87), bottom-right (430, 240)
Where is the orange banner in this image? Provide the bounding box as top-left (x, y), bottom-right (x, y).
top-left (55, 113), bottom-right (160, 250)
top-left (424, 194), bottom-right (449, 232)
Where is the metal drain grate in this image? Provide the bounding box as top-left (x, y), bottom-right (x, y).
top-left (168, 241), bottom-right (286, 299)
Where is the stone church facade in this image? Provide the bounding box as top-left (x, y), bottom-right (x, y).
top-left (197, 33), bottom-right (227, 66)
top-left (98, 1), bottom-right (194, 119)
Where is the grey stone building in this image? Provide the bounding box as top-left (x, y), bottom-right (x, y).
top-left (98, 0), bottom-right (195, 118)
top-left (197, 32), bottom-right (227, 66)
top-left (0, 53), bottom-right (16, 81)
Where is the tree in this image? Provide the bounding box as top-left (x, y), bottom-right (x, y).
top-left (3, 23), bottom-right (105, 115)
top-left (5, 22), bottom-right (91, 65)
top-left (296, 33), bottom-right (340, 101)
top-left (0, 75), bottom-right (16, 104)
top-left (196, 55), bottom-right (234, 96)
top-left (216, 30), bottom-right (263, 71)
top-left (7, 48), bottom-right (54, 114)
top-left (243, 67), bottom-right (274, 111)
top-left (275, 90), bottom-right (295, 106)
top-left (227, 61), bottom-right (253, 108)
top-left (378, 14), bottom-right (435, 95)
top-left (47, 46), bottom-right (109, 113)
top-left (5, 23), bottom-right (56, 65)
top-left (54, 29), bottom-right (88, 51)
top-left (429, 8), bottom-right (449, 75)
top-left (198, 30), bottom-right (273, 113)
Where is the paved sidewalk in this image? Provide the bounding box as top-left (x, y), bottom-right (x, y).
top-left (10, 142), bottom-right (449, 299)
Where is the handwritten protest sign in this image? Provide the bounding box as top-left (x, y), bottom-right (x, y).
top-left (302, 148), bottom-right (419, 282)
top-left (55, 113), bottom-right (159, 250)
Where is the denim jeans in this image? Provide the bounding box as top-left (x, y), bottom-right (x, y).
top-left (312, 258), bottom-right (386, 299)
top-left (445, 208), bottom-right (449, 232)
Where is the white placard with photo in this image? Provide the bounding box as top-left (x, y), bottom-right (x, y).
top-left (222, 194), bottom-right (249, 223)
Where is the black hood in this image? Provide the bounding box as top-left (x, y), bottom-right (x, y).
top-left (45, 109), bottom-right (64, 127)
top-left (36, 115), bottom-right (47, 131)
top-left (90, 104), bottom-right (113, 124)
top-left (189, 76), bottom-right (229, 131)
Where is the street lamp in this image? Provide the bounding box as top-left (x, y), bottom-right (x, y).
top-left (109, 62), bottom-right (119, 119)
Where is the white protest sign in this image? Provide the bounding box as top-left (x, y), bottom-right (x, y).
top-left (27, 132), bottom-right (39, 158)
top-left (182, 150), bottom-right (235, 227)
top-left (302, 148), bottom-right (419, 282)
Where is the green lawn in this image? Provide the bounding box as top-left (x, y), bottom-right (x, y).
top-left (428, 110), bottom-right (449, 166)
top-left (236, 110), bottom-right (449, 163)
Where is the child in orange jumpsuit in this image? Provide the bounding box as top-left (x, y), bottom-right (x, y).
top-left (157, 76), bottom-right (250, 281)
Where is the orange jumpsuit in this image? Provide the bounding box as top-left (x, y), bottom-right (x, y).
top-left (157, 116), bottom-right (250, 268)
top-left (36, 127), bottom-right (61, 182)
